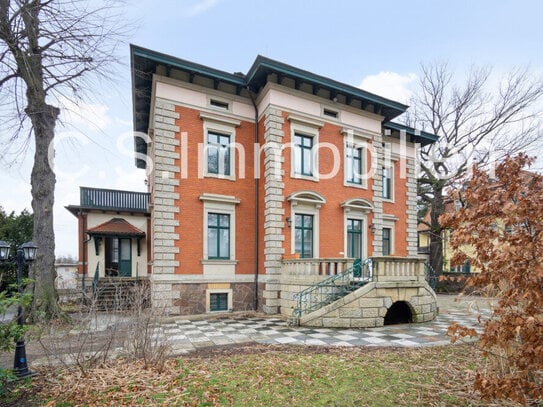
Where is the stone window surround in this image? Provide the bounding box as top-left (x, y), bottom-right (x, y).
top-left (343, 129), bottom-right (371, 190)
top-left (200, 113), bottom-right (240, 181)
top-left (206, 288), bottom-right (233, 313)
top-left (288, 114), bottom-right (323, 182)
top-left (381, 214), bottom-right (398, 255)
top-left (382, 163), bottom-right (395, 202)
top-left (343, 213), bottom-right (368, 260)
top-left (200, 193), bottom-right (240, 264)
top-left (287, 191), bottom-right (325, 258)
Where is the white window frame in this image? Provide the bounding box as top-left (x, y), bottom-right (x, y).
top-left (288, 115), bottom-right (322, 182)
top-left (344, 143), bottom-right (368, 189)
top-left (344, 215), bottom-right (366, 260)
top-left (382, 163), bottom-right (395, 202)
top-left (200, 194), bottom-right (239, 264)
top-left (381, 216), bottom-right (397, 255)
top-left (342, 129), bottom-right (371, 189)
top-left (341, 198), bottom-right (372, 260)
top-left (291, 206), bottom-right (319, 258)
top-left (287, 191), bottom-right (325, 258)
top-left (201, 114), bottom-right (239, 181)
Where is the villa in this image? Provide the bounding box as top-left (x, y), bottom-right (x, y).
top-left (68, 46), bottom-right (439, 327)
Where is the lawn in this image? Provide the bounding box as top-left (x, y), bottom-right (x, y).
top-left (5, 343), bottom-right (519, 406)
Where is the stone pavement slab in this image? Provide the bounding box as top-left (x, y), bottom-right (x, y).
top-left (153, 295), bottom-right (491, 354)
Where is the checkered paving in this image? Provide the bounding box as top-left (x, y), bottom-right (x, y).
top-left (156, 308), bottom-right (489, 354)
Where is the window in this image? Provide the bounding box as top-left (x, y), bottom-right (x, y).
top-left (382, 227), bottom-right (392, 255)
top-left (210, 292), bottom-right (229, 311)
top-left (295, 214), bottom-right (313, 258)
top-left (382, 166), bottom-right (393, 200)
top-left (207, 213), bottom-right (230, 259)
top-left (209, 99), bottom-right (229, 110)
top-left (323, 108), bottom-right (338, 119)
top-left (200, 194), bottom-right (239, 269)
top-left (294, 134), bottom-right (313, 176)
top-left (207, 132), bottom-right (231, 176)
top-left (347, 219), bottom-right (363, 259)
top-left (112, 238), bottom-right (119, 263)
top-left (346, 145), bottom-right (363, 185)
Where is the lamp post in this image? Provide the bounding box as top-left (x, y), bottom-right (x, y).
top-left (0, 240), bottom-right (38, 378)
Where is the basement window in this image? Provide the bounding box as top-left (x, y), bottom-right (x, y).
top-left (209, 99), bottom-right (230, 111)
top-left (210, 292), bottom-right (229, 312)
top-left (323, 108), bottom-right (339, 119)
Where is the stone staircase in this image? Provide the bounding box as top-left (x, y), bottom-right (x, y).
top-left (288, 259), bottom-right (372, 326)
top-left (291, 257), bottom-right (438, 328)
top-left (89, 277), bottom-right (150, 311)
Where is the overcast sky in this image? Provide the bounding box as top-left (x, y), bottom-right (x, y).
top-left (1, 0), bottom-right (542, 257)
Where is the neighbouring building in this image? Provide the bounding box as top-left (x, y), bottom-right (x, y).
top-left (66, 187), bottom-right (151, 285)
top-left (69, 46), bottom-right (440, 327)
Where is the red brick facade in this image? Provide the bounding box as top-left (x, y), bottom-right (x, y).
top-left (130, 48), bottom-right (434, 315)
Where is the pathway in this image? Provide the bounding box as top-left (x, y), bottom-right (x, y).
top-left (156, 294), bottom-right (493, 355)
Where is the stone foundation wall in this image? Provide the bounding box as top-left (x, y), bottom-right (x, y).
top-left (279, 276), bottom-right (328, 316)
top-left (300, 282), bottom-right (437, 328)
top-left (157, 282), bottom-right (264, 315)
top-left (172, 283), bottom-right (207, 315)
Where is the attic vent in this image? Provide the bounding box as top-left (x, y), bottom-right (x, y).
top-left (323, 108), bottom-right (338, 119)
top-left (210, 99), bottom-right (230, 110)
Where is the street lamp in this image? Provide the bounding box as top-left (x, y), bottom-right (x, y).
top-left (0, 240), bottom-right (38, 378)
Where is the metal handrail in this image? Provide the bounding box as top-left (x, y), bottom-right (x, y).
top-left (92, 263), bottom-right (100, 294)
top-left (424, 262), bottom-right (437, 290)
top-left (292, 258), bottom-right (373, 318)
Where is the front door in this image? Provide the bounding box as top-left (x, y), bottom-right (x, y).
top-left (118, 238), bottom-right (132, 277)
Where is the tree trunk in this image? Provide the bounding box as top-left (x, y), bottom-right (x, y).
top-left (28, 102), bottom-right (61, 319)
top-left (429, 188), bottom-right (445, 275)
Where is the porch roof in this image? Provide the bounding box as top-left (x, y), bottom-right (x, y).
top-left (87, 218), bottom-right (146, 237)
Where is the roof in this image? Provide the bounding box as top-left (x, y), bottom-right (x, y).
top-left (384, 122), bottom-right (439, 147)
top-left (131, 45), bottom-right (438, 169)
top-left (87, 218), bottom-right (146, 237)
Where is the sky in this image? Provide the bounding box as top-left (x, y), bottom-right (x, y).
top-left (1, 0), bottom-right (542, 257)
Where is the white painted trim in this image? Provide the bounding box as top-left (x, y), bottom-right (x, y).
top-left (343, 211), bottom-right (368, 260)
top-left (202, 200), bottom-right (237, 263)
top-left (382, 214), bottom-right (399, 222)
top-left (154, 74), bottom-right (255, 120)
top-left (382, 162), bottom-right (395, 203)
top-left (341, 198), bottom-right (373, 212)
top-left (289, 202), bottom-right (320, 258)
top-left (201, 117), bottom-right (237, 181)
top-left (290, 121), bottom-right (320, 182)
top-left (341, 128), bottom-right (373, 140)
top-left (382, 221), bottom-right (395, 255)
top-left (199, 112), bottom-right (241, 127)
top-left (343, 132), bottom-right (370, 189)
top-left (287, 190), bottom-right (326, 206)
top-left (199, 193), bottom-right (240, 205)
top-left (149, 273), bottom-right (270, 283)
top-left (287, 113), bottom-right (324, 128)
top-left (256, 81), bottom-right (385, 123)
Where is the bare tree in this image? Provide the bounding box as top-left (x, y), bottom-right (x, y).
top-left (0, 0), bottom-right (126, 318)
top-left (409, 63), bottom-right (543, 274)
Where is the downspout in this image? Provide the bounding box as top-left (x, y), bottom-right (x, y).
top-left (248, 87), bottom-right (259, 311)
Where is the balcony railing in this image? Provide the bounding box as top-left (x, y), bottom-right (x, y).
top-left (80, 187), bottom-right (150, 212)
top-left (282, 258), bottom-right (355, 277)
